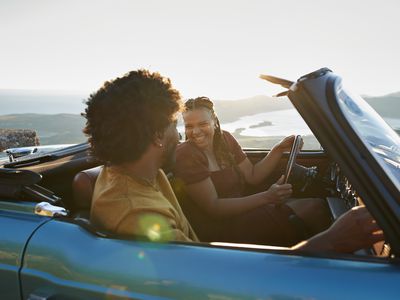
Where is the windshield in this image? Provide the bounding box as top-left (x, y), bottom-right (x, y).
top-left (337, 86), bottom-right (400, 188)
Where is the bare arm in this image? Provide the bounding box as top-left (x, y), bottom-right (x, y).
top-left (185, 176), bottom-right (292, 217)
top-left (239, 135), bottom-right (296, 185)
top-left (291, 206), bottom-right (384, 252)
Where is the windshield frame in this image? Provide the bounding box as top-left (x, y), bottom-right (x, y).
top-left (287, 69), bottom-right (400, 253)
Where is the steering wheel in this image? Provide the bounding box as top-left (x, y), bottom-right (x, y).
top-left (283, 135), bottom-right (303, 184)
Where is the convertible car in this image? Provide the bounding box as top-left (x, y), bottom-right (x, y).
top-left (1, 68), bottom-right (399, 299)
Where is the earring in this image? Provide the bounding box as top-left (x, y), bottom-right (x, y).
top-left (159, 143), bottom-right (163, 147)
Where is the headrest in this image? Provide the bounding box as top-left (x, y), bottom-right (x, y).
top-left (72, 166), bottom-right (103, 211)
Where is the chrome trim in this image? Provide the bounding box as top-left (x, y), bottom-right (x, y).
top-left (34, 202), bottom-right (68, 217)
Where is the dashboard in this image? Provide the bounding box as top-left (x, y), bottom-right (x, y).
top-left (326, 162), bottom-right (360, 219)
top-left (325, 162), bottom-right (390, 257)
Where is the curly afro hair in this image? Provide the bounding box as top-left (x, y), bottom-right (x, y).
top-left (83, 69), bottom-right (182, 164)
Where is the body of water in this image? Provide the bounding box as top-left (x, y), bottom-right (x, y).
top-left (178, 109), bottom-right (399, 139)
top-left (222, 109), bottom-right (313, 137)
top-left (178, 109), bottom-right (315, 137)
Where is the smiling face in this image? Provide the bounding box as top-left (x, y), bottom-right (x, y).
top-left (183, 108), bottom-right (215, 151)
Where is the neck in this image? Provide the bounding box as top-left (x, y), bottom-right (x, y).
top-left (116, 147), bottom-right (161, 182)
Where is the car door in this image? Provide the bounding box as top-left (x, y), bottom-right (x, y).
top-left (0, 199), bottom-right (50, 300)
top-left (19, 217), bottom-right (400, 300)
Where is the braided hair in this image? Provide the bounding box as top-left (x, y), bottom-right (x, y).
top-left (184, 97), bottom-right (244, 182)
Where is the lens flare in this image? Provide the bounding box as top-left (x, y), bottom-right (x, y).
top-left (137, 213), bottom-right (174, 242)
top-left (147, 223), bottom-right (161, 241)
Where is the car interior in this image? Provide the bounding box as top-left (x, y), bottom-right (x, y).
top-left (1, 143), bottom-right (390, 258)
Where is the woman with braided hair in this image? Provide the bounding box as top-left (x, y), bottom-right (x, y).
top-left (174, 96), bottom-right (331, 245)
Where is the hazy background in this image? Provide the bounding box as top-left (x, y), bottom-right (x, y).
top-left (1, 0), bottom-right (399, 150)
top-left (1, 90), bottom-right (399, 149)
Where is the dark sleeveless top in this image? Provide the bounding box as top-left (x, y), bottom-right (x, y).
top-left (174, 131), bottom-right (247, 198)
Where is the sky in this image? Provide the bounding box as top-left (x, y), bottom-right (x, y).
top-left (1, 0), bottom-right (399, 100)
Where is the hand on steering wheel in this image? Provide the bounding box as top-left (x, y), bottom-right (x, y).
top-left (284, 135), bottom-right (303, 184)
top-left (265, 175), bottom-right (293, 204)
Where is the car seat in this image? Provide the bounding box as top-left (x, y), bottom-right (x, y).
top-left (72, 165), bottom-right (103, 219)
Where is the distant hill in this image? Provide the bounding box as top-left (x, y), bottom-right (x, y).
top-left (364, 92), bottom-right (400, 119)
top-left (0, 91), bottom-right (399, 146)
top-left (0, 88), bottom-right (398, 118)
top-left (213, 95), bottom-right (292, 122)
top-left (0, 114), bottom-right (86, 145)
top-left (214, 92), bottom-right (400, 122)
